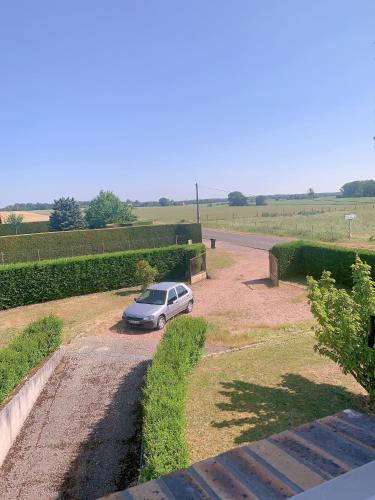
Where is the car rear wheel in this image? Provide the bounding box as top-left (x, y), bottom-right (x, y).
top-left (156, 315), bottom-right (166, 330)
top-left (186, 300), bottom-right (193, 313)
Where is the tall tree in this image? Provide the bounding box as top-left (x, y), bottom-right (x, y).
top-left (5, 213), bottom-right (24, 234)
top-left (85, 190), bottom-right (135, 229)
top-left (159, 197), bottom-right (171, 207)
top-left (49, 197), bottom-right (85, 231)
top-left (228, 191), bottom-right (248, 206)
top-left (308, 188), bottom-right (315, 199)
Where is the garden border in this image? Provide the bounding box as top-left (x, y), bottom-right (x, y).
top-left (0, 347), bottom-right (65, 467)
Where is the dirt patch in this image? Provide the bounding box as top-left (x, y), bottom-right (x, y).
top-left (192, 241), bottom-right (312, 346)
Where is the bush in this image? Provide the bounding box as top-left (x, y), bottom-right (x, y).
top-left (141, 316), bottom-right (208, 481)
top-left (0, 243), bottom-right (205, 309)
top-left (0, 221), bottom-right (49, 237)
top-left (0, 316), bottom-right (63, 404)
top-left (255, 195), bottom-right (267, 206)
top-left (271, 241), bottom-right (375, 286)
top-left (308, 256), bottom-right (375, 402)
top-left (0, 223), bottom-right (202, 264)
top-left (135, 260), bottom-right (158, 290)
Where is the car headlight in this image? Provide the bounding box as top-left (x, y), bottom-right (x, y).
top-left (143, 315), bottom-right (154, 321)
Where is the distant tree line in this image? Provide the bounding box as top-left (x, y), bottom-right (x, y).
top-left (340, 180), bottom-right (375, 198)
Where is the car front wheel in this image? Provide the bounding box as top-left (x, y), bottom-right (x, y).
top-left (156, 315), bottom-right (166, 330)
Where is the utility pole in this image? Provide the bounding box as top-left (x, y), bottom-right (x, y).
top-left (195, 182), bottom-right (200, 224)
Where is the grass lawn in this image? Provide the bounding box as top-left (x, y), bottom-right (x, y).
top-left (186, 325), bottom-right (369, 463)
top-left (0, 288), bottom-right (137, 350)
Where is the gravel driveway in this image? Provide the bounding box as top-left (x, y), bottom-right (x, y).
top-left (0, 325), bottom-right (161, 500)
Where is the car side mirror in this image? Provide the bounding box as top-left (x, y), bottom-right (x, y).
top-left (168, 298), bottom-right (176, 305)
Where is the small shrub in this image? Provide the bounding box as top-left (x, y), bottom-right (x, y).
top-left (141, 316), bottom-right (208, 481)
top-left (308, 256), bottom-right (375, 402)
top-left (0, 316), bottom-right (63, 404)
top-left (135, 260), bottom-right (158, 289)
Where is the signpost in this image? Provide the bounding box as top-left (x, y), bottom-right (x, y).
top-left (345, 213), bottom-right (356, 240)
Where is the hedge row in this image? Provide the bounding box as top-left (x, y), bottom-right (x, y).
top-left (0, 220), bottom-right (49, 237)
top-left (0, 223), bottom-right (202, 263)
top-left (272, 241), bottom-right (375, 286)
top-left (0, 243), bottom-right (205, 309)
top-left (141, 316), bottom-right (208, 482)
top-left (0, 316), bottom-right (63, 404)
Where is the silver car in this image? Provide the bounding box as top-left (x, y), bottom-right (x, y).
top-left (123, 282), bottom-right (194, 330)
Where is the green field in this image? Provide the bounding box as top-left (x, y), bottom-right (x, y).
top-left (135, 197), bottom-right (375, 243)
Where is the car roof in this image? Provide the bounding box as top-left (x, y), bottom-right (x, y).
top-left (149, 282), bottom-right (185, 291)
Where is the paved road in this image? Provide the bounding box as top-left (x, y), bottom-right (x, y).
top-left (202, 228), bottom-right (291, 251)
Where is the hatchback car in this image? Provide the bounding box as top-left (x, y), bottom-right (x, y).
top-left (123, 282), bottom-right (194, 330)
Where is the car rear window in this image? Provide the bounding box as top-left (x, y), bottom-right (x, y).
top-left (176, 285), bottom-right (188, 298)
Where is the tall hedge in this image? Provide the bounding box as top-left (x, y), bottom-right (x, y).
top-left (0, 223), bottom-right (202, 264)
top-left (0, 316), bottom-right (63, 404)
top-left (0, 243), bottom-right (205, 309)
top-left (141, 316), bottom-right (208, 482)
top-left (0, 221), bottom-right (49, 237)
top-left (272, 241), bottom-right (375, 286)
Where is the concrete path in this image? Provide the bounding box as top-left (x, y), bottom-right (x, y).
top-left (203, 228), bottom-right (291, 250)
top-left (0, 329), bottom-right (160, 500)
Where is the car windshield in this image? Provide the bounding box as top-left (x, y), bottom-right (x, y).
top-left (136, 289), bottom-right (167, 305)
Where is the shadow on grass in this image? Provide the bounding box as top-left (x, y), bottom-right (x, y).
top-left (59, 361), bottom-right (149, 499)
top-left (114, 288), bottom-right (140, 297)
top-left (213, 373), bottom-right (365, 444)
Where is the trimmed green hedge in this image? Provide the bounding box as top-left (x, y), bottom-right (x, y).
top-left (0, 243), bottom-right (205, 309)
top-left (141, 316), bottom-right (208, 482)
top-left (0, 316), bottom-right (63, 404)
top-left (272, 241), bottom-right (375, 286)
top-left (0, 223), bottom-right (202, 263)
top-left (0, 221), bottom-right (49, 237)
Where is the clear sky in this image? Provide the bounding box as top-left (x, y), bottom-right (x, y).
top-left (1, 1), bottom-right (374, 204)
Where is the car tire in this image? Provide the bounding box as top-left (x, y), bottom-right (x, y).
top-left (156, 315), bottom-right (166, 330)
top-left (186, 300), bottom-right (193, 314)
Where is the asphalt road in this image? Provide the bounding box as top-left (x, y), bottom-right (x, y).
top-left (202, 228), bottom-right (291, 251)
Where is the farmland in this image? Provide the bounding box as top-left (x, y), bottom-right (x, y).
top-left (135, 197), bottom-right (375, 243)
top-left (0, 211), bottom-right (49, 222)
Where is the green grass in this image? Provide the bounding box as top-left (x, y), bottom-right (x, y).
top-left (187, 325), bottom-right (368, 463)
top-left (135, 199), bottom-right (375, 243)
top-left (0, 287), bottom-right (138, 350)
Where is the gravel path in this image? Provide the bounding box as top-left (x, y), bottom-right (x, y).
top-left (0, 328), bottom-right (160, 500)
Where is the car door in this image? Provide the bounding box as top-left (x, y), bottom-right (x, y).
top-left (176, 285), bottom-right (189, 313)
top-left (166, 288), bottom-right (178, 319)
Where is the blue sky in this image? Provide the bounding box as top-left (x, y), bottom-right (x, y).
top-left (1, 1), bottom-right (374, 204)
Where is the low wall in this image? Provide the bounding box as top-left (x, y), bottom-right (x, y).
top-left (0, 347), bottom-right (65, 467)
